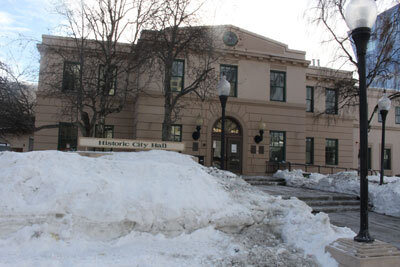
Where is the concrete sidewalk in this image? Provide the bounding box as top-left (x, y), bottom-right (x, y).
top-left (256, 185), bottom-right (400, 249)
top-left (328, 211), bottom-right (400, 249)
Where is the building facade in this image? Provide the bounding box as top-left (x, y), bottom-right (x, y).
top-left (34, 26), bottom-right (400, 176)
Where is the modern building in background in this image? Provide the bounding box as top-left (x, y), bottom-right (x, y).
top-left (33, 25), bottom-right (400, 176)
top-left (367, 3), bottom-right (400, 90)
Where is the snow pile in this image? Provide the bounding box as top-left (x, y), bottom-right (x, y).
top-left (274, 169), bottom-right (400, 217)
top-left (0, 151), bottom-right (354, 266)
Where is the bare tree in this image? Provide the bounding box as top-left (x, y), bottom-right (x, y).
top-left (39, 0), bottom-right (158, 137)
top-left (0, 61), bottom-right (36, 139)
top-left (140, 0), bottom-right (218, 141)
top-left (308, 1), bottom-right (400, 125)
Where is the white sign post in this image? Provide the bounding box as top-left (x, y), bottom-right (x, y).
top-left (78, 137), bottom-right (185, 152)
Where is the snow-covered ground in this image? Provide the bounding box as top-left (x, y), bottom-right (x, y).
top-left (274, 169), bottom-right (400, 217)
top-left (0, 151), bottom-right (354, 266)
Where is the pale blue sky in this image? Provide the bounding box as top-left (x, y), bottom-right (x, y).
top-left (0, 0), bottom-right (397, 83)
top-left (0, 0), bottom-right (60, 81)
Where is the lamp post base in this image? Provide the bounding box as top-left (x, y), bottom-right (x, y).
top-left (354, 230), bottom-right (374, 243)
top-left (326, 238), bottom-right (400, 267)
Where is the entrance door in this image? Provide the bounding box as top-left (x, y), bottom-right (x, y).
top-left (227, 138), bottom-right (242, 173)
top-left (211, 117), bottom-right (243, 174)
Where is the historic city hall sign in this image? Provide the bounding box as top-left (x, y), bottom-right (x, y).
top-left (78, 137), bottom-right (185, 152)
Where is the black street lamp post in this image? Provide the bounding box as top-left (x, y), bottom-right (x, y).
top-left (345, 0), bottom-right (377, 243)
top-left (378, 94), bottom-right (391, 185)
top-left (217, 76), bottom-right (231, 170)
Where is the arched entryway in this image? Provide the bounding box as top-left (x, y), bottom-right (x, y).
top-left (211, 117), bottom-right (243, 174)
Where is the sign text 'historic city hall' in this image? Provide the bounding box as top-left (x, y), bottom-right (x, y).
top-left (78, 137), bottom-right (185, 151)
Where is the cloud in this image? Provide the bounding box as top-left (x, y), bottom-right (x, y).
top-left (0, 11), bottom-right (14, 25)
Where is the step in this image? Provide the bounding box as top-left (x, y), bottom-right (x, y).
top-left (298, 195), bottom-right (357, 202)
top-left (311, 205), bottom-right (360, 213)
top-left (243, 177), bottom-right (285, 181)
top-left (246, 181), bottom-right (286, 186)
top-left (305, 200), bottom-right (360, 207)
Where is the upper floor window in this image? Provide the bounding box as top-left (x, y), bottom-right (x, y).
top-left (62, 61), bottom-right (80, 92)
top-left (396, 107), bottom-right (400, 124)
top-left (306, 86), bottom-right (314, 112)
top-left (98, 64), bottom-right (117, 96)
top-left (325, 88), bottom-right (338, 114)
top-left (270, 71), bottom-right (286, 102)
top-left (171, 60), bottom-right (184, 92)
top-left (220, 64), bottom-right (238, 97)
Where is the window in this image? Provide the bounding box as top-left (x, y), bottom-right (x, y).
top-left (384, 148), bottom-right (391, 170)
top-left (171, 60), bottom-right (184, 92)
top-left (306, 137), bottom-right (314, 164)
top-left (58, 122), bottom-right (78, 151)
top-left (220, 64), bottom-right (238, 97)
top-left (212, 118), bottom-right (240, 134)
top-left (270, 131), bottom-right (286, 162)
top-left (98, 64), bottom-right (117, 96)
top-left (270, 71), bottom-right (286, 102)
top-left (325, 139), bottom-right (338, 165)
top-left (170, 124), bottom-right (182, 142)
top-left (62, 62), bottom-right (80, 92)
top-left (325, 89), bottom-right (338, 114)
top-left (95, 125), bottom-right (114, 138)
top-left (396, 107), bottom-right (400, 124)
top-left (306, 86), bottom-right (314, 112)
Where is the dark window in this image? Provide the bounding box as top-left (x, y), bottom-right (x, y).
top-left (270, 71), bottom-right (286, 102)
top-left (368, 147), bottom-right (372, 170)
top-left (306, 137), bottom-right (314, 164)
top-left (58, 122), bottom-right (78, 151)
top-left (0, 143), bottom-right (11, 151)
top-left (269, 131), bottom-right (286, 162)
top-left (196, 155), bottom-right (205, 165)
top-left (396, 107), bottom-right (400, 124)
top-left (192, 142), bottom-right (199, 151)
top-left (384, 148), bottom-right (391, 170)
top-left (95, 125), bottom-right (114, 138)
top-left (62, 62), bottom-right (80, 92)
top-left (306, 86), bottom-right (314, 112)
top-left (170, 124), bottom-right (182, 142)
top-left (98, 65), bottom-right (117, 96)
top-left (171, 60), bottom-right (184, 92)
top-left (220, 64), bottom-right (238, 97)
top-left (325, 139), bottom-right (338, 165)
top-left (325, 89), bottom-right (338, 114)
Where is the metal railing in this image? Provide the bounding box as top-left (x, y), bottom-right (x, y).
top-left (266, 161), bottom-right (379, 175)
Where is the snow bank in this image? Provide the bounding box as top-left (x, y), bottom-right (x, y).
top-left (275, 169), bottom-right (400, 217)
top-left (0, 151), bottom-right (354, 266)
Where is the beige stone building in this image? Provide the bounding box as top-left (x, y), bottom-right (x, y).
top-left (33, 26), bottom-right (400, 176)
top-left (0, 134), bottom-right (33, 152)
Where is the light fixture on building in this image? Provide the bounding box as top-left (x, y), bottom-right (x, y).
top-left (345, 0), bottom-right (377, 243)
top-left (254, 122), bottom-right (266, 144)
top-left (378, 93), bottom-right (391, 185)
top-left (217, 75), bottom-right (231, 170)
top-left (192, 115), bottom-right (203, 140)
